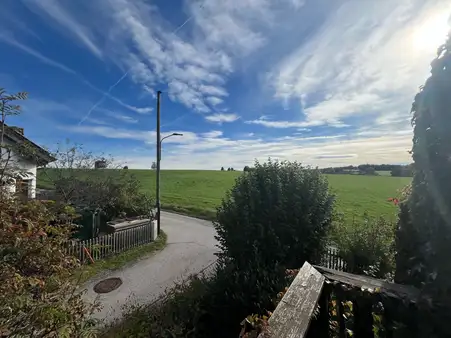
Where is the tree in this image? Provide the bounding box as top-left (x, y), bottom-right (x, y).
top-left (227, 167), bottom-right (231, 171)
top-left (0, 88), bottom-right (28, 190)
top-left (395, 32), bottom-right (451, 300)
top-left (0, 198), bottom-right (99, 336)
top-left (151, 161), bottom-right (157, 170)
top-left (221, 167), bottom-right (224, 171)
top-left (243, 166), bottom-right (250, 172)
top-left (0, 88), bottom-right (27, 156)
top-left (390, 165), bottom-right (413, 177)
top-left (123, 165), bottom-right (129, 169)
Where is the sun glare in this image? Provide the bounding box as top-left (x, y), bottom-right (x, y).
top-left (412, 12), bottom-right (449, 51)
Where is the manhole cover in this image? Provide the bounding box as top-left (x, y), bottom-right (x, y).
top-left (93, 277), bottom-right (123, 294)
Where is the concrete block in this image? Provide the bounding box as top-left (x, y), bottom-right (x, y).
top-left (150, 220), bottom-right (158, 241)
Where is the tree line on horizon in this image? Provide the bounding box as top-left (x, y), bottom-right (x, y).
top-left (320, 163), bottom-right (414, 177)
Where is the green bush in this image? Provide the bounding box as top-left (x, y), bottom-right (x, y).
top-left (39, 143), bottom-right (154, 239)
top-left (332, 213), bottom-right (396, 279)
top-left (210, 159), bottom-right (334, 336)
top-left (215, 159), bottom-right (334, 270)
top-left (51, 170), bottom-right (154, 239)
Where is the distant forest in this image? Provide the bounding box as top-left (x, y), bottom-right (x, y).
top-left (320, 164), bottom-right (414, 177)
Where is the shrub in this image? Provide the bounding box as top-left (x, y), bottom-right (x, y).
top-left (50, 170), bottom-right (154, 239)
top-left (104, 274), bottom-right (211, 338)
top-left (106, 265), bottom-right (286, 338)
top-left (215, 159), bottom-right (334, 270)
top-left (209, 160), bottom-right (334, 336)
top-left (40, 143), bottom-right (154, 238)
top-left (332, 213), bottom-right (396, 279)
top-left (0, 197), bottom-right (98, 336)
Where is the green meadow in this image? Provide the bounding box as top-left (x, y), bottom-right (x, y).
top-left (38, 169), bottom-right (411, 222)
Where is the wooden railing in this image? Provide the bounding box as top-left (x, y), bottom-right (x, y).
top-left (268, 262), bottom-right (423, 338)
top-left (321, 246), bottom-right (347, 272)
top-left (66, 221), bottom-right (155, 262)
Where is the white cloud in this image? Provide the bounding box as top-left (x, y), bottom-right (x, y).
top-left (198, 85), bottom-right (228, 97)
top-left (101, 110), bottom-right (138, 124)
top-left (202, 130), bottom-right (223, 138)
top-left (107, 133), bottom-right (413, 170)
top-left (189, 0), bottom-right (305, 57)
top-left (64, 124), bottom-right (413, 169)
top-left (206, 96), bottom-right (224, 106)
top-left (23, 0), bottom-right (102, 58)
top-left (205, 113), bottom-right (240, 123)
top-left (269, 0), bottom-right (450, 128)
top-left (86, 117), bottom-right (110, 125)
top-left (168, 80), bottom-right (211, 113)
top-left (20, 0), bottom-right (308, 115)
top-left (246, 117), bottom-right (311, 128)
top-left (0, 34), bottom-right (76, 74)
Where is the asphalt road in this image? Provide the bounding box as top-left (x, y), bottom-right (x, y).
top-left (82, 211), bottom-right (218, 324)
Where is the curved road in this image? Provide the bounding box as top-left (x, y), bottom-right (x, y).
top-left (83, 211), bottom-right (218, 323)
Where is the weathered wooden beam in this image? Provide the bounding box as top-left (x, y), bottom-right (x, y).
top-left (316, 283), bottom-right (331, 338)
top-left (314, 265), bottom-right (419, 301)
top-left (268, 262), bottom-right (325, 338)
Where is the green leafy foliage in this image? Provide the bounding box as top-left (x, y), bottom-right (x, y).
top-left (209, 159), bottom-right (334, 335)
top-left (0, 197), bottom-right (98, 337)
top-left (40, 143), bottom-right (154, 238)
top-left (332, 213), bottom-right (396, 279)
top-left (395, 32), bottom-right (451, 294)
top-left (215, 159), bottom-right (334, 270)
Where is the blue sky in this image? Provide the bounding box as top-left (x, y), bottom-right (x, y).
top-left (0, 0), bottom-right (449, 169)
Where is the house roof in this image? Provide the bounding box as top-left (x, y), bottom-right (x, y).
top-left (1, 123), bottom-right (56, 166)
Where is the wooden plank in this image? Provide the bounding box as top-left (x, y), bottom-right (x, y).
top-left (328, 248), bottom-right (332, 269)
top-left (313, 265), bottom-right (419, 301)
top-left (353, 298), bottom-right (374, 338)
top-left (336, 289), bottom-right (347, 338)
top-left (268, 262), bottom-right (325, 338)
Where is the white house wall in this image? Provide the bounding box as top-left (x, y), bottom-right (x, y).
top-left (2, 138), bottom-right (38, 198)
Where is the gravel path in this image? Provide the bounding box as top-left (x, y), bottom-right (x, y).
top-left (82, 211), bottom-right (218, 324)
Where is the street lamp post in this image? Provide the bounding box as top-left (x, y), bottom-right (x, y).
top-left (155, 91), bottom-right (183, 235)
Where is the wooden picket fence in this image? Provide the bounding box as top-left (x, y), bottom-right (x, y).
top-left (66, 221), bottom-right (154, 263)
top-left (320, 246), bottom-right (347, 271)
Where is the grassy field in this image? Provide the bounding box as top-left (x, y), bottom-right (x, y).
top-left (37, 169), bottom-right (411, 222)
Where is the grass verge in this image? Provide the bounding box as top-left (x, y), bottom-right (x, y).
top-left (162, 203), bottom-right (216, 221)
top-left (73, 231), bottom-right (167, 284)
top-left (101, 275), bottom-right (210, 338)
